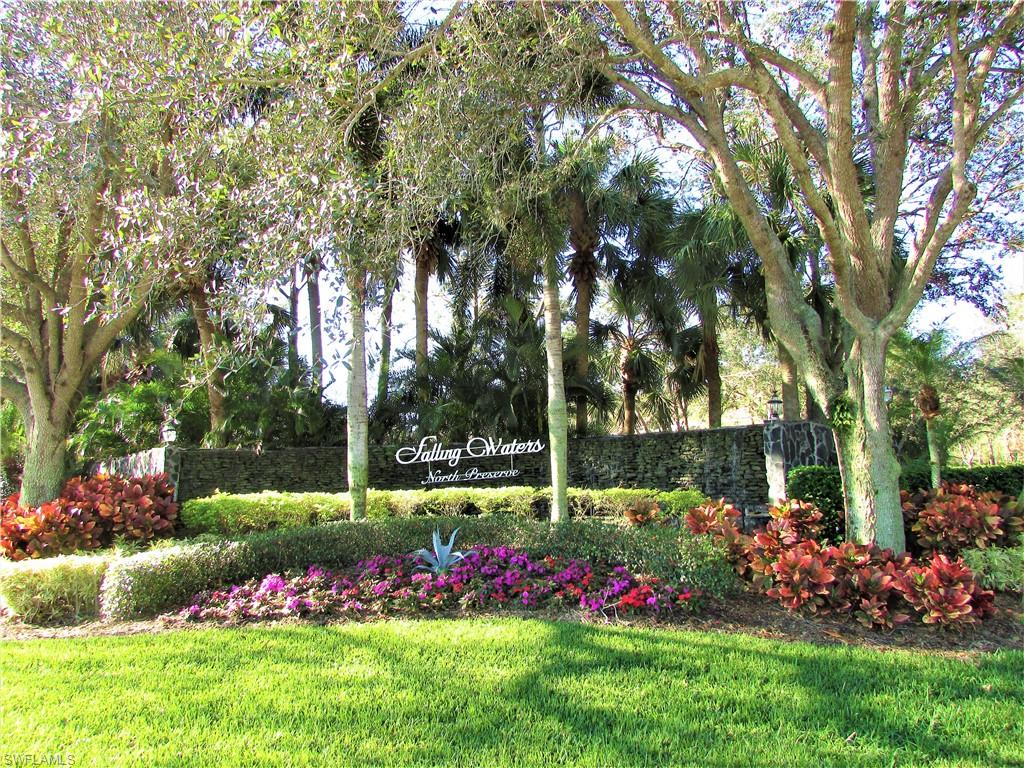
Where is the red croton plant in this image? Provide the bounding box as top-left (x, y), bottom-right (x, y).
top-left (685, 496), bottom-right (998, 629)
top-left (902, 483), bottom-right (1023, 555)
top-left (1, 474), bottom-right (177, 561)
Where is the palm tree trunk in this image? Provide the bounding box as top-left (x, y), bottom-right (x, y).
top-left (286, 267), bottom-right (301, 442)
top-left (925, 417), bottom-right (942, 489)
top-left (703, 313), bottom-right (722, 428)
top-left (376, 279), bottom-right (395, 408)
top-left (778, 341), bottom-right (800, 420)
top-left (287, 267), bottom-right (300, 386)
top-left (623, 384), bottom-right (637, 435)
top-left (307, 261), bottom-right (324, 398)
top-left (347, 268), bottom-right (369, 520)
top-left (414, 252), bottom-right (429, 389)
top-left (543, 252), bottom-right (569, 523)
top-left (189, 284), bottom-right (227, 448)
top-left (574, 276), bottom-right (593, 435)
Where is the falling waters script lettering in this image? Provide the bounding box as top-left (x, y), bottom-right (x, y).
top-left (394, 436), bottom-right (546, 486)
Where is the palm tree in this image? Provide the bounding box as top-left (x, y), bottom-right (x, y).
top-left (557, 142), bottom-right (678, 435)
top-left (891, 328), bottom-right (963, 489)
top-left (593, 283), bottom-right (674, 435)
top-left (412, 215), bottom-right (460, 391)
top-left (671, 207), bottom-right (736, 428)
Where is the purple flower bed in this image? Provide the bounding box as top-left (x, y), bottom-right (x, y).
top-left (180, 546), bottom-right (700, 623)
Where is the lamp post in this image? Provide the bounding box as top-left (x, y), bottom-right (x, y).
top-left (160, 414), bottom-right (178, 445)
top-left (766, 393), bottom-right (783, 422)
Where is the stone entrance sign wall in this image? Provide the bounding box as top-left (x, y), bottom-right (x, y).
top-left (93, 421), bottom-right (838, 509)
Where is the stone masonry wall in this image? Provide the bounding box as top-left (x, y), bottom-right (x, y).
top-left (95, 422), bottom-right (837, 508)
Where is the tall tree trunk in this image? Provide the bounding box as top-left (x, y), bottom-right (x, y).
top-left (414, 253), bottom-right (430, 391)
top-left (189, 284), bottom-right (227, 448)
top-left (376, 279), bottom-right (395, 408)
top-left (703, 312), bottom-right (722, 428)
top-left (778, 341), bottom-right (800, 420)
top-left (347, 269), bottom-right (369, 520)
top-left (307, 261), bottom-right (324, 397)
top-left (287, 267), bottom-right (300, 386)
top-left (574, 275), bottom-right (593, 436)
top-left (286, 267), bottom-right (301, 443)
top-left (19, 418), bottom-right (70, 507)
top-left (833, 335), bottom-right (905, 552)
top-left (623, 382), bottom-right (637, 435)
top-left (543, 252), bottom-right (569, 523)
top-left (925, 418), bottom-right (942, 490)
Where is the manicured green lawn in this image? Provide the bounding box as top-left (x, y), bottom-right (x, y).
top-left (1, 619), bottom-right (1021, 767)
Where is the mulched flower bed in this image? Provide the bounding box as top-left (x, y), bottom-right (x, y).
top-left (179, 547), bottom-right (700, 623)
top-left (2, 587), bottom-right (1019, 655)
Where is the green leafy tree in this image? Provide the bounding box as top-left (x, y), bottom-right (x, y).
top-left (581, 1), bottom-right (1024, 549)
top-left (0, 3), bottom-right (250, 505)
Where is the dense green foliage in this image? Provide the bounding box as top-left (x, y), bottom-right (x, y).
top-left (785, 467), bottom-right (847, 542)
top-left (962, 547), bottom-right (1024, 594)
top-left (100, 517), bottom-right (732, 621)
top-left (0, 554), bottom-right (111, 624)
top-left (1, 620), bottom-right (1021, 767)
top-left (180, 486), bottom-right (708, 535)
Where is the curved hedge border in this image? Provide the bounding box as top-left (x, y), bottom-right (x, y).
top-left (180, 486), bottom-right (708, 535)
top-left (99, 517), bottom-right (734, 621)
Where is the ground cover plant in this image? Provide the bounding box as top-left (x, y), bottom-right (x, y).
top-left (0, 619), bottom-right (1020, 767)
top-left (962, 546), bottom-right (1024, 595)
top-left (1, 474), bottom-right (177, 561)
top-left (686, 498), bottom-right (999, 629)
top-left (179, 487), bottom-right (707, 535)
top-left (179, 545), bottom-right (700, 624)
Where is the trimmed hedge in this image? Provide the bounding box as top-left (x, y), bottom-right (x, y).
top-left (181, 486), bottom-right (708, 535)
top-left (0, 554), bottom-right (112, 624)
top-left (786, 464), bottom-right (1024, 541)
top-left (100, 517), bottom-right (734, 620)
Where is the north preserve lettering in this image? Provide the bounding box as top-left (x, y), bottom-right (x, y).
top-left (394, 435), bottom-right (546, 486)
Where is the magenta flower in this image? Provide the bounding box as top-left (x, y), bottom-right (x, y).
top-left (260, 574), bottom-right (287, 593)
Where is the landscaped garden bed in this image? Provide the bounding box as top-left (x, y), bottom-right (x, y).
top-left (2, 474), bottom-right (1020, 657)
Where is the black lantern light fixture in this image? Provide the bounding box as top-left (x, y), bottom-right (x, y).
top-left (766, 392), bottom-right (783, 422)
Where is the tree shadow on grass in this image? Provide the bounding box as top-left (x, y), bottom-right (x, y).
top-left (343, 619), bottom-right (1024, 768)
top-left (12, 619), bottom-right (1021, 767)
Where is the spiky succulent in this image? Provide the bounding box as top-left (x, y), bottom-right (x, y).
top-left (413, 528), bottom-right (469, 575)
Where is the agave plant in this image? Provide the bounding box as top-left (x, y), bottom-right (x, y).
top-left (413, 528), bottom-right (469, 575)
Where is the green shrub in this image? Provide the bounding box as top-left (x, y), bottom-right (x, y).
top-left (100, 517), bottom-right (733, 620)
top-left (100, 539), bottom-right (257, 620)
top-left (962, 547), bottom-right (1024, 593)
top-left (785, 467), bottom-right (844, 542)
top-left (0, 554), bottom-right (111, 624)
top-left (180, 491), bottom-right (351, 534)
top-left (901, 464), bottom-right (1024, 495)
top-left (182, 486), bottom-right (709, 535)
